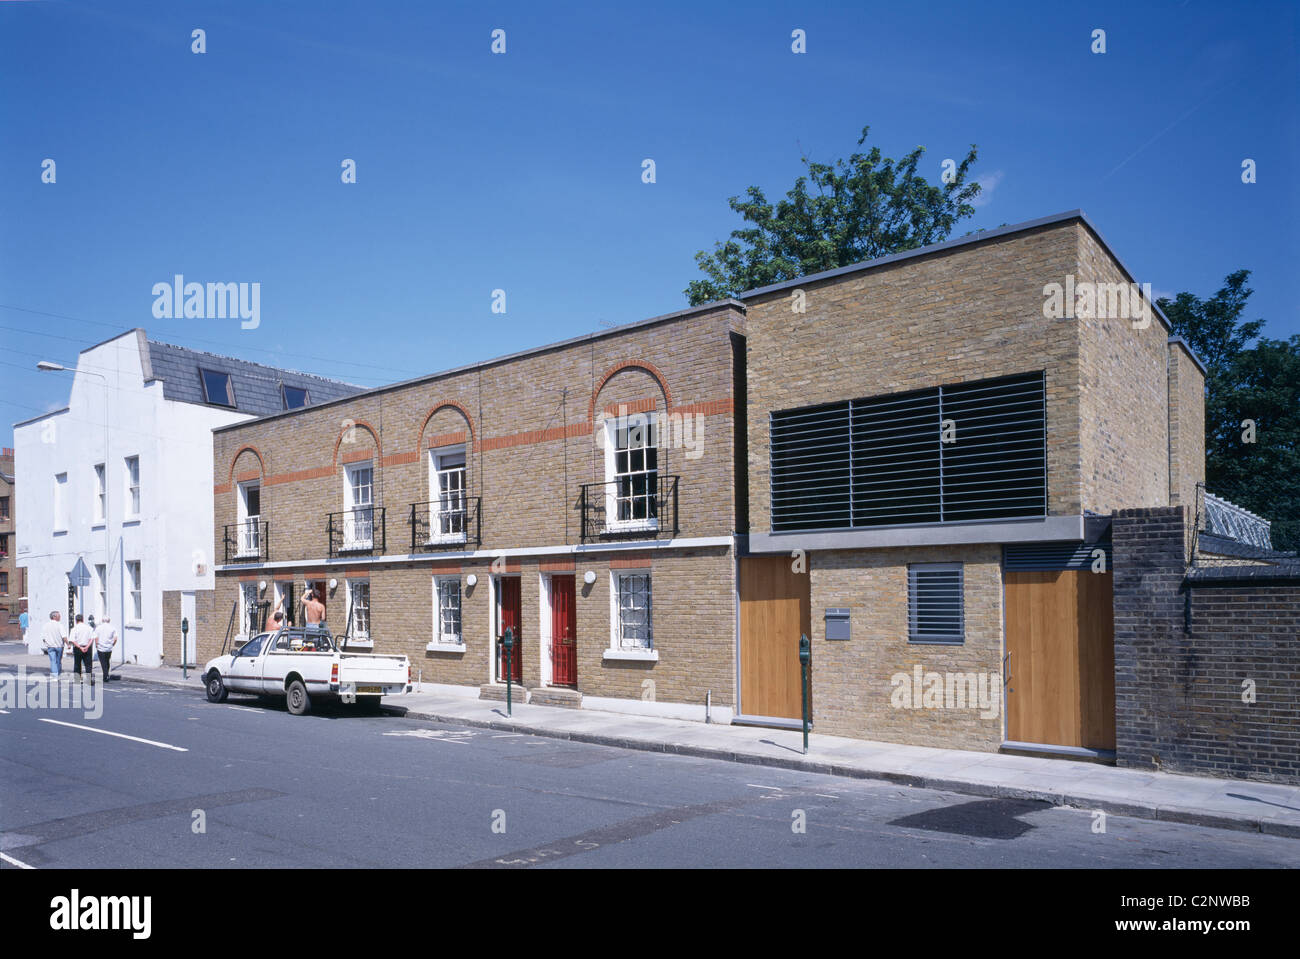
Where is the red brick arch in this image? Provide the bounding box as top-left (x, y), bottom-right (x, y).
top-left (415, 401), bottom-right (475, 453)
top-left (331, 419), bottom-right (382, 467)
top-left (226, 445), bottom-right (266, 487)
top-left (589, 361), bottom-right (672, 424)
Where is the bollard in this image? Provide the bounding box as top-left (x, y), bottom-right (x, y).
top-left (181, 617), bottom-right (190, 680)
top-left (503, 626), bottom-right (515, 717)
top-left (799, 633), bottom-right (810, 755)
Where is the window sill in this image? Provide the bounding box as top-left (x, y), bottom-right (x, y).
top-left (126, 621), bottom-right (144, 630)
top-left (426, 641), bottom-right (465, 653)
top-left (342, 636), bottom-right (373, 649)
top-left (603, 648), bottom-right (658, 662)
top-left (604, 521), bottom-right (659, 535)
top-left (92, 522), bottom-right (106, 530)
top-left (123, 518), bottom-right (141, 527)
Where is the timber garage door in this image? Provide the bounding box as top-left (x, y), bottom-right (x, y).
top-left (1004, 543), bottom-right (1115, 752)
top-left (739, 555), bottom-right (811, 723)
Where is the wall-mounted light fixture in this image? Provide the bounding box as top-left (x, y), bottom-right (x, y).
top-left (584, 570), bottom-right (597, 586)
top-left (258, 580), bottom-right (267, 591)
top-left (466, 573), bottom-right (478, 588)
top-left (328, 578), bottom-right (338, 591)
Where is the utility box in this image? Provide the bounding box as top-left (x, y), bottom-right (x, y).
top-left (824, 608), bottom-right (850, 641)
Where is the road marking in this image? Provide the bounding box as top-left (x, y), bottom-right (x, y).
top-left (37, 718), bottom-right (188, 752)
top-left (745, 783), bottom-right (783, 791)
top-left (816, 794), bottom-right (839, 799)
top-left (0, 852), bottom-right (35, 870)
top-left (224, 705), bottom-right (263, 713)
top-left (383, 729), bottom-right (470, 744)
top-left (0, 709), bottom-right (9, 714)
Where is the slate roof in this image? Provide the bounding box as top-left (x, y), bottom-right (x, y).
top-left (145, 338), bottom-right (364, 416)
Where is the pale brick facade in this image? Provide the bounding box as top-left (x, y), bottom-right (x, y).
top-left (741, 212), bottom-right (1207, 750)
top-left (199, 304), bottom-right (746, 720)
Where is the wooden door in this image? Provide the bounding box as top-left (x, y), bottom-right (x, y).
top-left (1005, 570), bottom-right (1115, 750)
top-left (497, 577), bottom-right (523, 683)
top-left (739, 556), bottom-right (811, 721)
top-left (550, 575), bottom-right (577, 687)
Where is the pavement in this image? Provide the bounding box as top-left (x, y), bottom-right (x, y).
top-left (4, 647), bottom-right (1299, 840)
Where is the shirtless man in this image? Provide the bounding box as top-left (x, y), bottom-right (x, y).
top-left (300, 589), bottom-right (326, 627)
top-left (264, 600), bottom-right (285, 632)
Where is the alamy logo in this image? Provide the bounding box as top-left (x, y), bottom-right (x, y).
top-left (890, 665), bottom-right (1001, 719)
top-left (50, 889), bottom-right (151, 939)
top-left (1042, 274), bottom-right (1152, 328)
top-left (151, 274), bottom-right (260, 329)
top-left (0, 667), bottom-right (102, 719)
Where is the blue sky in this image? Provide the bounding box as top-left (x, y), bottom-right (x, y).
top-left (2, 0), bottom-right (1296, 447)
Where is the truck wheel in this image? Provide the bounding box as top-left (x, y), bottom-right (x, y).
top-left (205, 672), bottom-right (228, 704)
top-left (286, 679), bottom-right (311, 716)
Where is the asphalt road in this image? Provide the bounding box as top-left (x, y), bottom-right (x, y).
top-left (1, 672), bottom-right (1296, 869)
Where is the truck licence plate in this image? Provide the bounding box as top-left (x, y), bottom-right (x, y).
top-left (357, 685), bottom-right (383, 694)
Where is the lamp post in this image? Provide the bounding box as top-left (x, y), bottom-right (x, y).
top-left (38, 362), bottom-right (116, 663)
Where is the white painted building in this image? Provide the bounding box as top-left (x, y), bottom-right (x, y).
top-left (14, 330), bottom-right (361, 665)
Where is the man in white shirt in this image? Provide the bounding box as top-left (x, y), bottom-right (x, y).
top-left (93, 616), bottom-right (118, 684)
top-left (69, 614), bottom-right (95, 683)
top-left (40, 611), bottom-right (66, 679)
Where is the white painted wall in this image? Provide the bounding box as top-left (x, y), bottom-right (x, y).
top-left (15, 332), bottom-right (251, 665)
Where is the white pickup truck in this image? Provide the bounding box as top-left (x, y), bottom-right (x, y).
top-left (202, 626), bottom-right (411, 715)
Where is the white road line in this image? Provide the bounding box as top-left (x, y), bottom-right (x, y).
top-left (0, 852), bottom-right (35, 870)
top-left (37, 718), bottom-right (188, 752)
top-left (745, 783), bottom-right (783, 791)
top-left (0, 709), bottom-right (10, 714)
top-left (816, 794), bottom-right (839, 799)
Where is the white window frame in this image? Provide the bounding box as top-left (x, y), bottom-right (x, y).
top-left (602, 412), bottom-right (659, 533)
top-left (124, 455), bottom-right (141, 520)
top-left (428, 576), bottom-right (464, 650)
top-left (239, 582), bottom-right (259, 637)
top-left (605, 569), bottom-right (657, 661)
top-left (346, 579), bottom-right (371, 646)
top-left (95, 563), bottom-right (107, 620)
top-left (93, 463), bottom-right (106, 525)
top-left (236, 481), bottom-right (261, 558)
top-left (126, 560), bottom-right (143, 624)
top-left (343, 462), bottom-right (375, 550)
top-left (427, 446), bottom-right (468, 544)
top-left (907, 562), bottom-right (965, 645)
top-left (53, 472), bottom-right (69, 532)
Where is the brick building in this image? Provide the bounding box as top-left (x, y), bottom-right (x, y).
top-left (201, 209), bottom-right (1289, 768)
top-left (201, 302), bottom-right (746, 721)
top-left (737, 211), bottom-right (1208, 756)
top-left (0, 448), bottom-right (25, 639)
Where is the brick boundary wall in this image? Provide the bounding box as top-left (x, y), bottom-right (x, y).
top-left (1113, 506), bottom-right (1300, 784)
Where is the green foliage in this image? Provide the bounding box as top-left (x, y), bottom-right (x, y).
top-left (1159, 272), bottom-right (1300, 552)
top-left (686, 127), bottom-right (981, 304)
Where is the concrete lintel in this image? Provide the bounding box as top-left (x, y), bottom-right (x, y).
top-left (745, 515), bottom-right (1085, 553)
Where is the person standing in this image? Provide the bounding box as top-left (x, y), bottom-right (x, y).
top-left (70, 614), bottom-right (95, 683)
top-left (93, 615), bottom-right (118, 684)
top-left (301, 589), bottom-right (326, 627)
top-left (40, 611), bottom-right (66, 678)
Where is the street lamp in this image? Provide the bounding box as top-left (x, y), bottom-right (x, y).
top-left (38, 361), bottom-right (117, 666)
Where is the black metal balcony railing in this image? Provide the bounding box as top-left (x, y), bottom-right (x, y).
top-left (223, 519), bottom-right (269, 564)
top-left (328, 506), bottom-right (386, 558)
top-left (579, 474), bottom-right (679, 544)
top-left (410, 496), bottom-right (481, 552)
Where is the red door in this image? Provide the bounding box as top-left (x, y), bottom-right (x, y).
top-left (550, 575), bottom-right (577, 687)
top-left (497, 577), bottom-right (522, 683)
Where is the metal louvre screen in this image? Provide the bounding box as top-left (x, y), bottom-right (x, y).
top-left (908, 563), bottom-right (964, 643)
top-left (770, 371), bottom-right (1046, 532)
top-left (769, 401), bottom-right (852, 530)
top-left (1003, 541), bottom-right (1111, 571)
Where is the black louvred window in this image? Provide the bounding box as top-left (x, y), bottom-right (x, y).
top-left (770, 371), bottom-right (1046, 531)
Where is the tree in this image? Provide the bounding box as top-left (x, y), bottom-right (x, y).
top-left (685, 127), bottom-right (981, 304)
top-left (1158, 273), bottom-right (1300, 552)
